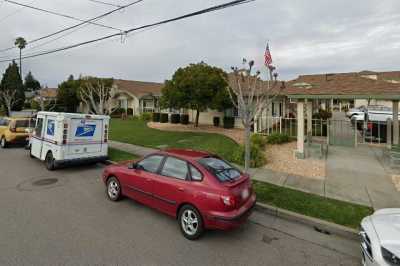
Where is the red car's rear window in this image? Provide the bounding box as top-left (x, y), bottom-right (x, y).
top-left (198, 156), bottom-right (241, 182)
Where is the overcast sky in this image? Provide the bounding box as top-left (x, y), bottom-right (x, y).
top-left (0, 0), bottom-right (399, 87)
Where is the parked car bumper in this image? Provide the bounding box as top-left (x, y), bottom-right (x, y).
top-left (204, 193), bottom-right (256, 230)
top-left (56, 156), bottom-right (108, 167)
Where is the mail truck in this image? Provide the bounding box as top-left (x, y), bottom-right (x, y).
top-left (29, 112), bottom-right (110, 170)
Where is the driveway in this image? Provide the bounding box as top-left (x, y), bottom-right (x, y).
top-left (0, 148), bottom-right (360, 266)
top-left (326, 145), bottom-right (400, 209)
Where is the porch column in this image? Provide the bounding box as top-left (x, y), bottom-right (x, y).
top-left (295, 100), bottom-right (305, 159)
top-left (306, 100), bottom-right (313, 136)
top-left (393, 100), bottom-right (399, 145)
top-left (330, 98), bottom-right (334, 112)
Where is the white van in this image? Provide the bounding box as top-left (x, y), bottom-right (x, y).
top-left (29, 112), bottom-right (110, 170)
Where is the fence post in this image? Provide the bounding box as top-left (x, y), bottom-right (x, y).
top-left (354, 120), bottom-right (358, 147)
top-left (254, 117), bottom-right (258, 133)
top-left (279, 117), bottom-right (282, 134)
top-left (327, 119), bottom-right (330, 145)
top-left (387, 118), bottom-right (392, 149)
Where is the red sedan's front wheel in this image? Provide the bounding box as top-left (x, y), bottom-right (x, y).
top-left (178, 205), bottom-right (204, 240)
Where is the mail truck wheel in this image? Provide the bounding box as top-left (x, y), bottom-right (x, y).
top-left (45, 152), bottom-right (56, 171)
top-left (1, 137), bottom-right (7, 148)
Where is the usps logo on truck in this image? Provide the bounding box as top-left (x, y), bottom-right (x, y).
top-left (75, 124), bottom-right (96, 137)
top-left (47, 120), bottom-right (55, 136)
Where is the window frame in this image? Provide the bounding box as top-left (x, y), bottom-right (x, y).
top-left (188, 163), bottom-right (203, 182)
top-left (159, 155), bottom-right (190, 181)
top-left (136, 154), bottom-right (165, 174)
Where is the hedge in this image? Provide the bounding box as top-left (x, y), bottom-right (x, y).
top-left (180, 114), bottom-right (189, 125)
top-left (152, 112), bottom-right (160, 122)
top-left (171, 114), bottom-right (180, 124)
top-left (223, 117), bottom-right (235, 129)
top-left (160, 113), bottom-right (169, 123)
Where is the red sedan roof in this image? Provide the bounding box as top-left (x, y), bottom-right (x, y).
top-left (162, 148), bottom-right (210, 159)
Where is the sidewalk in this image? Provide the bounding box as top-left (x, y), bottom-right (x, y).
top-left (109, 140), bottom-right (157, 157)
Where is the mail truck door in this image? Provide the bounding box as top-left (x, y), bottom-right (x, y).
top-left (67, 118), bottom-right (103, 156)
top-left (30, 117), bottom-right (44, 159)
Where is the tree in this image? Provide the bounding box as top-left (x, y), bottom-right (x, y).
top-left (79, 77), bottom-right (115, 115)
top-left (14, 37), bottom-right (27, 77)
top-left (160, 63), bottom-right (229, 127)
top-left (57, 75), bottom-right (81, 113)
top-left (0, 61), bottom-right (25, 111)
top-left (24, 71), bottom-right (41, 91)
top-left (226, 59), bottom-right (281, 172)
top-left (0, 89), bottom-right (16, 115)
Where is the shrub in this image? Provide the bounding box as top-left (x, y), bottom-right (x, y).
top-left (233, 144), bottom-right (266, 168)
top-left (266, 133), bottom-right (290, 144)
top-left (213, 117), bottom-right (220, 127)
top-left (171, 114), bottom-right (180, 124)
top-left (251, 134), bottom-right (268, 149)
top-left (223, 117), bottom-right (235, 129)
top-left (152, 112), bottom-right (160, 122)
top-left (140, 112), bottom-right (152, 121)
top-left (160, 113), bottom-right (169, 123)
top-left (180, 114), bottom-right (189, 125)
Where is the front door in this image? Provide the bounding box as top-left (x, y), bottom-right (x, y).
top-left (152, 156), bottom-right (190, 216)
top-left (30, 117), bottom-right (44, 158)
top-left (120, 155), bottom-right (164, 207)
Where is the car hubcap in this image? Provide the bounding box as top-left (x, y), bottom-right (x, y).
top-left (181, 210), bottom-right (198, 236)
top-left (108, 180), bottom-right (119, 198)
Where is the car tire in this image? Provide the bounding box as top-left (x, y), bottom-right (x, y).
top-left (106, 176), bottom-right (122, 201)
top-left (178, 205), bottom-right (204, 240)
top-left (0, 137), bottom-right (7, 149)
top-left (45, 152), bottom-right (56, 171)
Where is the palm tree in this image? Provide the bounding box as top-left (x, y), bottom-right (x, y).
top-left (14, 37), bottom-right (27, 78)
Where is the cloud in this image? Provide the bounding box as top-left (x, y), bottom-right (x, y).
top-left (0, 0), bottom-right (399, 87)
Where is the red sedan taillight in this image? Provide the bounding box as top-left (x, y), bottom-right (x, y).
top-left (220, 195), bottom-right (236, 209)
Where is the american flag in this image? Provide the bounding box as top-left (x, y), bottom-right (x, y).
top-left (264, 43), bottom-right (273, 66)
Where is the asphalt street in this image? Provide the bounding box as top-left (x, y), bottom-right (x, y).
top-left (0, 148), bottom-right (362, 266)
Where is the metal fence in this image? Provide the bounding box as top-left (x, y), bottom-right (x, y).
top-left (255, 116), bottom-right (328, 138)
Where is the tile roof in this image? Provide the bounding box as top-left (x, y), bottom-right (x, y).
top-left (113, 79), bottom-right (163, 98)
top-left (39, 88), bottom-right (58, 98)
top-left (284, 71), bottom-right (400, 99)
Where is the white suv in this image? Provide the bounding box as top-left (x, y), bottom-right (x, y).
top-left (360, 209), bottom-right (400, 266)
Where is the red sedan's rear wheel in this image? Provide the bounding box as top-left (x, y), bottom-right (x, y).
top-left (107, 176), bottom-right (122, 201)
top-left (178, 205), bottom-right (204, 240)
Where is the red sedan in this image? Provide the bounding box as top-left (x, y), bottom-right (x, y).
top-left (102, 148), bottom-right (256, 240)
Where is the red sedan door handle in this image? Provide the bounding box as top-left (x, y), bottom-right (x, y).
top-left (178, 187), bottom-right (185, 192)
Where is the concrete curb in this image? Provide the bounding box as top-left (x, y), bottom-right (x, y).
top-left (255, 202), bottom-right (359, 241)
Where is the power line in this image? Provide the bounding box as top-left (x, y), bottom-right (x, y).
top-left (0, 0), bottom-right (144, 53)
top-left (0, 0), bottom-right (255, 63)
top-left (4, 0), bottom-right (123, 31)
top-left (0, 0), bottom-right (36, 24)
top-left (88, 0), bottom-right (123, 8)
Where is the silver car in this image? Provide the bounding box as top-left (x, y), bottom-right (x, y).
top-left (360, 209), bottom-right (400, 266)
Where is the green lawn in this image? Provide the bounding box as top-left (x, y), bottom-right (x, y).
top-left (108, 147), bottom-right (139, 162)
top-left (109, 119), bottom-right (239, 162)
top-left (253, 180), bottom-right (373, 229)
